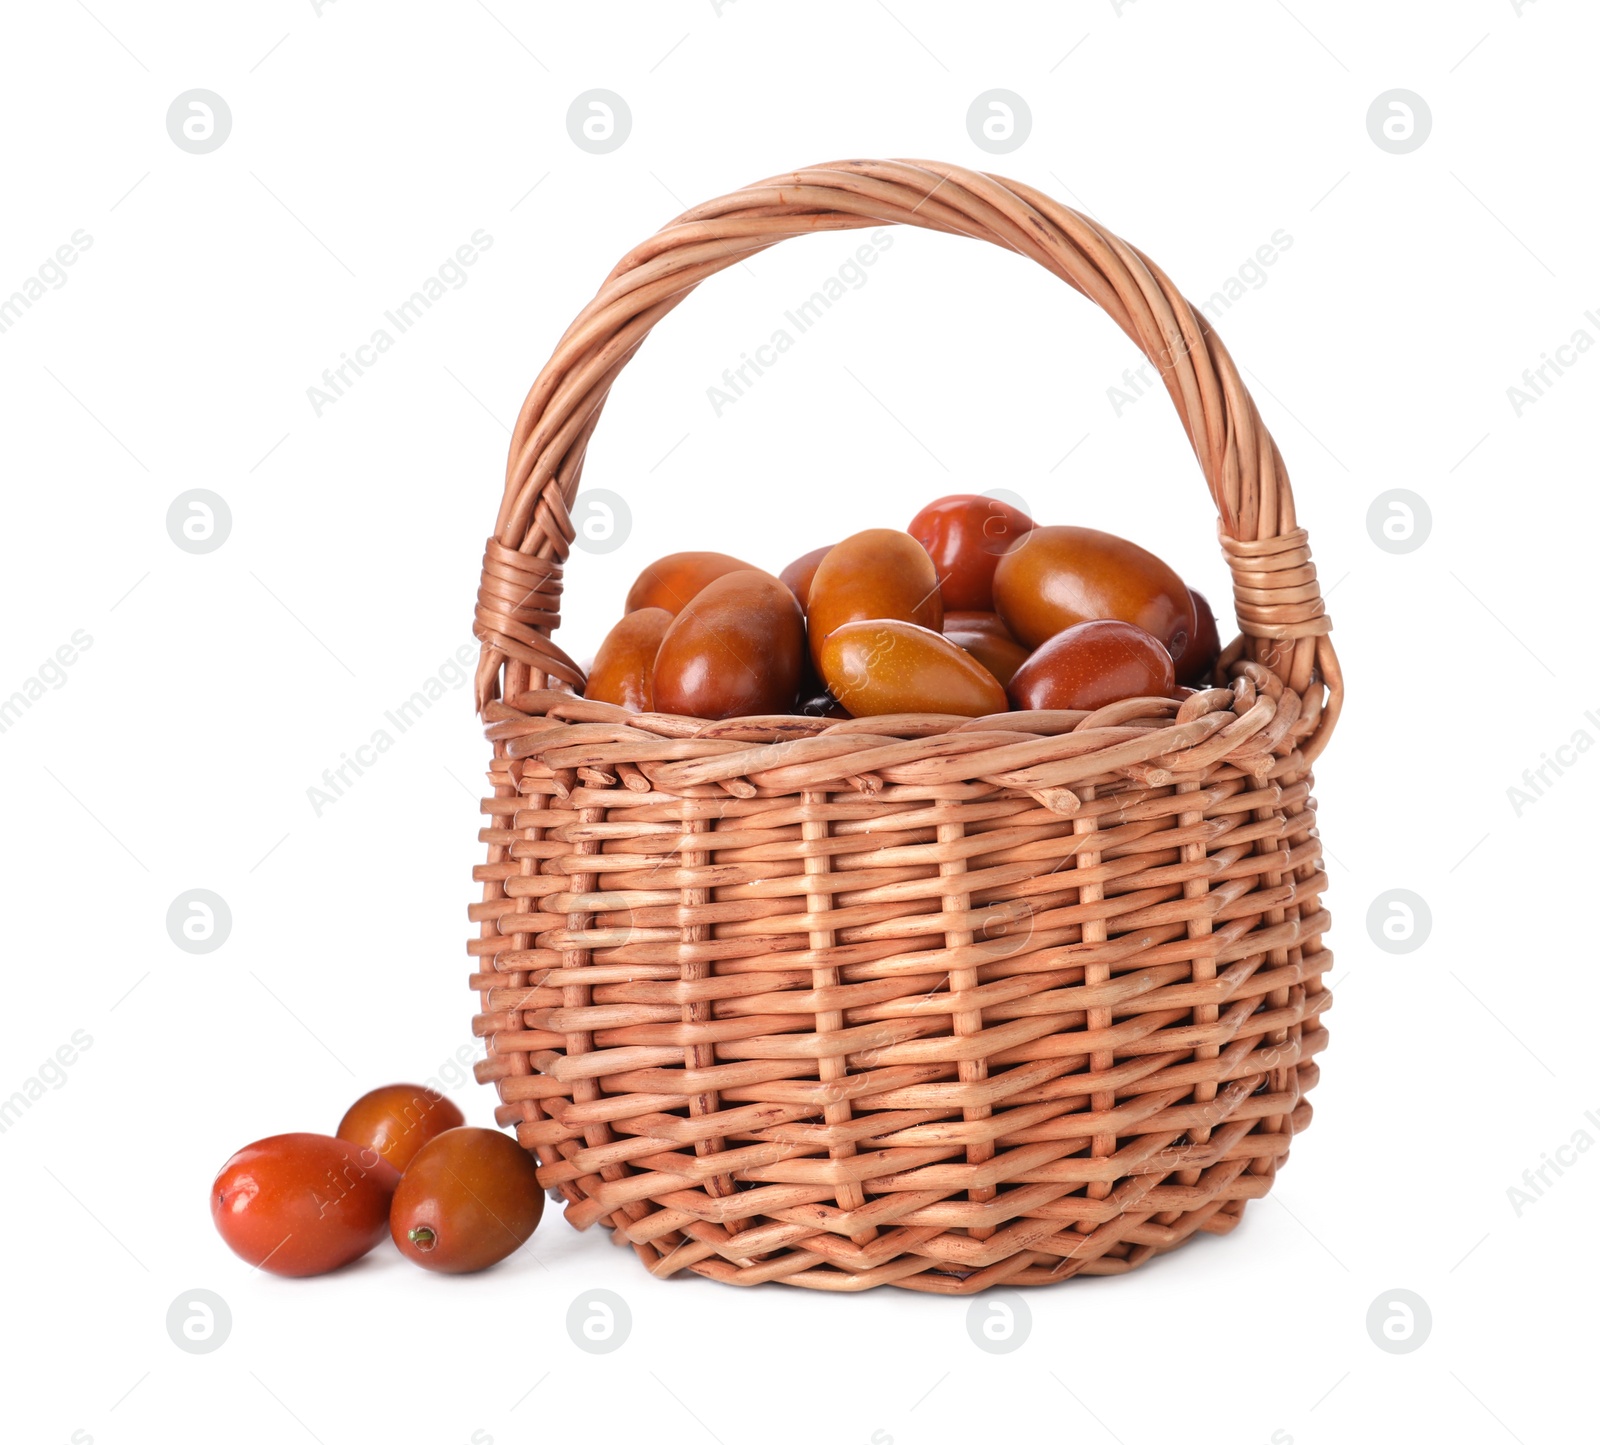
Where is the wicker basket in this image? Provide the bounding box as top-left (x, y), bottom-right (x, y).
top-left (466, 159), bottom-right (1341, 1292)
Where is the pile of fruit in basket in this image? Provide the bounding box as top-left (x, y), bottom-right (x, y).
top-left (211, 1084), bottom-right (544, 1277)
top-left (583, 493), bottom-right (1221, 720)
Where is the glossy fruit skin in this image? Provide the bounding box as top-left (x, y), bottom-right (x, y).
top-left (625, 552), bottom-right (757, 615)
top-left (909, 494), bottom-right (1036, 611)
top-left (585, 608), bottom-right (672, 711)
top-left (945, 627), bottom-right (1030, 687)
top-left (819, 620), bottom-right (1008, 718)
top-left (211, 1133), bottom-right (399, 1277)
top-left (1008, 619), bottom-right (1176, 712)
top-left (778, 544), bottom-right (835, 612)
top-left (943, 610), bottom-right (1016, 642)
top-left (993, 525), bottom-right (1197, 659)
top-left (336, 1083), bottom-right (466, 1174)
top-left (1173, 588), bottom-right (1221, 686)
top-left (944, 609), bottom-right (1030, 687)
top-left (806, 529), bottom-right (943, 669)
top-left (390, 1127), bottom-right (544, 1274)
top-left (652, 570), bottom-right (805, 719)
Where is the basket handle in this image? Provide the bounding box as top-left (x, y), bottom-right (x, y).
top-left (473, 159), bottom-right (1341, 761)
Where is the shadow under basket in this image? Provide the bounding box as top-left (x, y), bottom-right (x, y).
top-left (465, 159), bottom-right (1342, 1293)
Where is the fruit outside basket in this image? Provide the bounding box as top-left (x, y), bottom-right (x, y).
top-left (466, 159), bottom-right (1342, 1293)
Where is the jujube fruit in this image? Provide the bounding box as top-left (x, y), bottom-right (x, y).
top-left (820, 620), bottom-right (1007, 718)
top-left (336, 1083), bottom-right (465, 1173)
top-left (796, 692), bottom-right (850, 718)
top-left (390, 1127), bottom-right (545, 1274)
top-left (1007, 619), bottom-right (1176, 712)
top-left (585, 607), bottom-right (672, 711)
top-left (779, 543), bottom-right (835, 611)
top-left (942, 610), bottom-right (1017, 642)
top-left (625, 551), bottom-right (758, 615)
top-left (944, 626), bottom-right (1030, 687)
top-left (1173, 587), bottom-right (1221, 686)
top-left (211, 1133), bottom-right (399, 1277)
top-left (652, 569), bottom-right (805, 719)
top-left (993, 524), bottom-right (1196, 659)
top-left (806, 529), bottom-right (943, 669)
top-left (943, 609), bottom-right (1030, 687)
top-left (908, 493), bottom-right (1035, 611)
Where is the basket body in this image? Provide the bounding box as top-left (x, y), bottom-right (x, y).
top-left (473, 685), bottom-right (1328, 1290)
top-left (466, 160), bottom-right (1340, 1291)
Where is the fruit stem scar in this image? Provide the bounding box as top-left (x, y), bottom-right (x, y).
top-left (408, 1225), bottom-right (437, 1251)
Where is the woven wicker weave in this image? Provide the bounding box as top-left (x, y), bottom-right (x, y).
top-left (467, 160), bottom-right (1341, 1292)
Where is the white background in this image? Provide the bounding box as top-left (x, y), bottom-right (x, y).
top-left (2, 2), bottom-right (1594, 1442)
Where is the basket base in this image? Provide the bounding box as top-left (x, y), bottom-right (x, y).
top-left (583, 1110), bottom-right (1300, 1291)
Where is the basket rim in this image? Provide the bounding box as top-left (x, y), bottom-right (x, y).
top-left (488, 659), bottom-right (1314, 816)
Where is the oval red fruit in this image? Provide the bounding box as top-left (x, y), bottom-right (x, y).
top-left (390, 1128), bottom-right (545, 1274)
top-left (652, 570), bottom-right (806, 719)
top-left (211, 1133), bottom-right (399, 1277)
top-left (908, 494), bottom-right (1035, 612)
top-left (1007, 620), bottom-right (1176, 712)
top-left (993, 525), bottom-right (1196, 659)
top-left (336, 1083), bottom-right (465, 1174)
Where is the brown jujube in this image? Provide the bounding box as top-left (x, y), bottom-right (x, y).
top-left (336, 1083), bottom-right (465, 1173)
top-left (778, 543), bottom-right (835, 611)
top-left (819, 620), bottom-right (1007, 718)
top-left (652, 570), bottom-right (805, 719)
top-left (1174, 587), bottom-right (1221, 685)
top-left (1007, 618), bottom-right (1176, 712)
top-left (942, 610), bottom-right (1018, 642)
top-left (585, 607), bottom-right (672, 711)
top-left (806, 529), bottom-right (942, 669)
top-left (389, 1127), bottom-right (544, 1274)
top-left (945, 627), bottom-right (1030, 687)
top-left (993, 524), bottom-right (1196, 658)
top-left (625, 551), bottom-right (758, 615)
